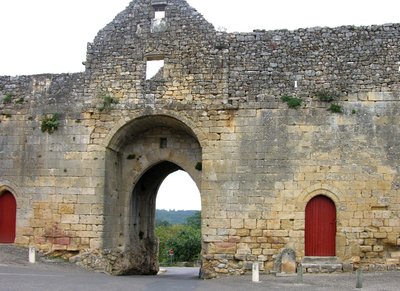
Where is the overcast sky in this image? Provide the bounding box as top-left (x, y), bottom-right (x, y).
top-left (0, 0), bottom-right (398, 210)
top-left (0, 0), bottom-right (399, 76)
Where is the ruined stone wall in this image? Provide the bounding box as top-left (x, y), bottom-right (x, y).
top-left (0, 0), bottom-right (399, 277)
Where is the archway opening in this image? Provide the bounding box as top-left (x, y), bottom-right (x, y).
top-left (127, 162), bottom-right (201, 275)
top-left (102, 115), bottom-right (202, 275)
top-left (305, 195), bottom-right (336, 256)
top-left (0, 191), bottom-right (16, 243)
top-left (155, 170), bottom-right (201, 269)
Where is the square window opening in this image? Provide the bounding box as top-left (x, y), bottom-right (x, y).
top-left (146, 58), bottom-right (164, 80)
top-left (153, 4), bottom-right (166, 20)
top-left (154, 10), bottom-right (165, 20)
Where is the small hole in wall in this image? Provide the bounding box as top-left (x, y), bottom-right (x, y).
top-left (160, 137), bottom-right (167, 149)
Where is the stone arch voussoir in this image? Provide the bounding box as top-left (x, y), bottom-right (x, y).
top-left (0, 180), bottom-right (23, 200)
top-left (297, 183), bottom-right (344, 211)
top-left (103, 111), bottom-right (206, 151)
top-left (130, 151), bottom-right (201, 191)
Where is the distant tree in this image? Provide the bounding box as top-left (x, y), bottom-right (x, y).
top-left (156, 219), bottom-right (171, 227)
top-left (155, 209), bottom-right (198, 225)
top-left (166, 226), bottom-right (201, 262)
top-left (185, 211), bottom-right (201, 228)
top-left (156, 224), bottom-right (184, 264)
top-left (155, 211), bottom-right (202, 264)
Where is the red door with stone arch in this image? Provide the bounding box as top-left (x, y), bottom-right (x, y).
top-left (305, 195), bottom-right (336, 256)
top-left (0, 191), bottom-right (17, 243)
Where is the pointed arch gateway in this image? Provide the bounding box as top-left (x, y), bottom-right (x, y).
top-left (0, 191), bottom-right (17, 243)
top-left (103, 114), bottom-right (202, 275)
top-left (305, 195), bottom-right (336, 256)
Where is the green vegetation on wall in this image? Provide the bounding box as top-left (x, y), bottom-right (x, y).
top-left (99, 95), bottom-right (118, 112)
top-left (328, 104), bottom-right (343, 113)
top-left (281, 95), bottom-right (303, 109)
top-left (315, 90), bottom-right (339, 102)
top-left (2, 93), bottom-right (12, 104)
top-left (41, 113), bottom-right (61, 134)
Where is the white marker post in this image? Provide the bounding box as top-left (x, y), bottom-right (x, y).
top-left (29, 246), bottom-right (36, 263)
top-left (252, 262), bottom-right (260, 282)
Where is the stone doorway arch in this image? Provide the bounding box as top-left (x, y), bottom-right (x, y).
top-left (102, 115), bottom-right (202, 275)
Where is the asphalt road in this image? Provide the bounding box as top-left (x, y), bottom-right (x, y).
top-left (0, 245), bottom-right (399, 290)
top-left (1, 264), bottom-right (399, 291)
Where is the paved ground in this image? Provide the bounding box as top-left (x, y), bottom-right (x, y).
top-left (1, 244), bottom-right (399, 290)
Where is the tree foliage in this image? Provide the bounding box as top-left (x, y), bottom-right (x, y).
top-left (156, 209), bottom-right (198, 225)
top-left (155, 211), bottom-right (201, 265)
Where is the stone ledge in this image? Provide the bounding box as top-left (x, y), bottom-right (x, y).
top-left (301, 257), bottom-right (343, 273)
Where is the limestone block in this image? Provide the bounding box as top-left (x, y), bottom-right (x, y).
top-left (373, 245), bottom-right (384, 252)
top-left (250, 229), bottom-right (263, 236)
top-left (217, 228), bottom-right (230, 236)
top-left (208, 242), bottom-right (237, 254)
top-left (267, 219), bottom-right (281, 230)
top-left (257, 219), bottom-right (267, 229)
top-left (14, 236), bottom-right (30, 245)
top-left (79, 215), bottom-right (104, 225)
top-left (265, 230), bottom-right (289, 237)
top-left (374, 232), bottom-right (387, 239)
top-left (360, 246), bottom-right (372, 252)
top-left (390, 251), bottom-right (400, 258)
top-left (236, 229), bottom-right (250, 236)
top-left (75, 204), bottom-right (92, 215)
top-left (230, 219), bottom-right (244, 228)
top-left (52, 244), bottom-right (67, 250)
top-left (61, 214), bottom-right (80, 224)
top-left (236, 244), bottom-right (251, 255)
top-left (367, 92), bottom-right (395, 101)
top-left (58, 203), bottom-right (75, 214)
top-left (227, 236), bottom-right (241, 243)
top-left (54, 237), bottom-right (71, 245)
top-left (257, 237), bottom-right (269, 243)
top-left (208, 218), bottom-right (230, 228)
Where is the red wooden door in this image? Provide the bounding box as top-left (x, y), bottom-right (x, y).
top-left (0, 191), bottom-right (16, 243)
top-left (305, 195), bottom-right (336, 256)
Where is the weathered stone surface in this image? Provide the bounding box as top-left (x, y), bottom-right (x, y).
top-left (0, 0), bottom-right (399, 278)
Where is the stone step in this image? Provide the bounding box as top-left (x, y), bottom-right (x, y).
top-left (302, 256), bottom-right (339, 264)
top-left (301, 257), bottom-right (343, 273)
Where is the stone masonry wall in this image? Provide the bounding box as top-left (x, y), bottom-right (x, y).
top-left (0, 0), bottom-right (399, 277)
